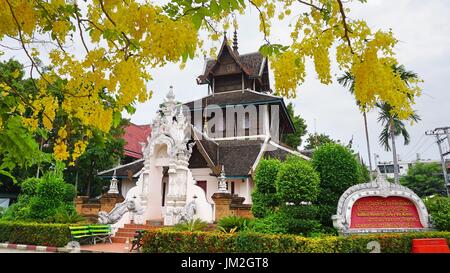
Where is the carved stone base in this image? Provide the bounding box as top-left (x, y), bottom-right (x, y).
top-left (212, 192), bottom-right (254, 222)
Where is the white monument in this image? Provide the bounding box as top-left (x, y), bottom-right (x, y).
top-left (98, 87), bottom-right (214, 229)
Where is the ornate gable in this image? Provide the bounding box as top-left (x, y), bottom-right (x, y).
top-left (196, 32), bottom-right (269, 92)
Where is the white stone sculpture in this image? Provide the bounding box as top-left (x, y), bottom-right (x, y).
top-left (177, 199), bottom-right (197, 223)
top-left (98, 195), bottom-right (143, 224)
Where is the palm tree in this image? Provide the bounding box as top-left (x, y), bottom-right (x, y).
top-left (338, 65), bottom-right (421, 184)
top-left (338, 72), bottom-right (374, 180)
top-left (376, 102), bottom-right (421, 184)
top-left (376, 65), bottom-right (421, 184)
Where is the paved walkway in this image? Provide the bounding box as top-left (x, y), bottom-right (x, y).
top-left (80, 243), bottom-right (135, 253)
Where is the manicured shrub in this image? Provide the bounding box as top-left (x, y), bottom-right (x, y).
top-left (276, 157), bottom-right (320, 204)
top-left (0, 221), bottom-right (71, 247)
top-left (358, 162), bottom-right (371, 183)
top-left (217, 216), bottom-right (252, 232)
top-left (251, 192), bottom-right (278, 219)
top-left (424, 196), bottom-right (450, 231)
top-left (142, 229), bottom-right (236, 253)
top-left (249, 206), bottom-right (322, 236)
top-left (254, 158), bottom-right (281, 194)
top-left (311, 143), bottom-right (361, 227)
top-left (20, 177), bottom-right (39, 195)
top-left (252, 158), bottom-right (281, 218)
top-left (2, 170), bottom-right (81, 223)
top-left (141, 229), bottom-right (450, 253)
top-left (277, 205), bottom-right (322, 235)
top-left (249, 214), bottom-right (287, 234)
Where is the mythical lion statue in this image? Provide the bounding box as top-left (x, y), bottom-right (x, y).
top-left (98, 197), bottom-right (142, 224)
top-left (177, 199), bottom-right (197, 223)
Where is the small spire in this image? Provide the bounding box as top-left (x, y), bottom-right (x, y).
top-left (167, 85), bottom-right (175, 101)
top-left (232, 29), bottom-right (238, 54)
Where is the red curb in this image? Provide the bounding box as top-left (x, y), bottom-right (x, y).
top-left (26, 245), bottom-right (37, 250)
top-left (46, 247), bottom-right (58, 252)
top-left (2, 243), bottom-right (60, 252)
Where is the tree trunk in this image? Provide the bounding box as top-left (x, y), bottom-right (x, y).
top-left (75, 171), bottom-right (79, 196)
top-left (363, 112), bottom-right (373, 180)
top-left (390, 120), bottom-right (400, 184)
top-left (86, 179), bottom-right (91, 197)
top-left (36, 137), bottom-right (44, 178)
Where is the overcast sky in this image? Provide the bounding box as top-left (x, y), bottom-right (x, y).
top-left (126, 0), bottom-right (450, 166)
top-left (2, 0), bottom-right (449, 166)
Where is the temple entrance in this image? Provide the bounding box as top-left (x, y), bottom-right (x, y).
top-left (98, 88), bottom-right (214, 229)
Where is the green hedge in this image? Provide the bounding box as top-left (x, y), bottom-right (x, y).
top-left (0, 221), bottom-right (71, 247)
top-left (142, 229), bottom-right (450, 253)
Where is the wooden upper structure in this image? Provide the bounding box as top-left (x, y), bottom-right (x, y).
top-left (197, 31), bottom-right (271, 93)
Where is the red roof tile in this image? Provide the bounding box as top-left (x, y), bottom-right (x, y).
top-left (123, 123), bottom-right (151, 159)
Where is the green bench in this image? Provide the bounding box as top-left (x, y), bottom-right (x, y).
top-left (89, 224), bottom-right (112, 244)
top-left (69, 225), bottom-right (112, 245)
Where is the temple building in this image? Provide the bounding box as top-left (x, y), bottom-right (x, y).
top-left (95, 33), bottom-right (308, 229)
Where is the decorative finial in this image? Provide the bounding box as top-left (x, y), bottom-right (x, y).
top-left (167, 85), bottom-right (175, 101)
top-left (233, 29), bottom-right (238, 54)
top-left (163, 85), bottom-right (176, 116)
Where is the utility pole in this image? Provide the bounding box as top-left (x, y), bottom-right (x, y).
top-left (426, 127), bottom-right (450, 196)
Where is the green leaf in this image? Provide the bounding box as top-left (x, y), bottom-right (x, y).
top-left (220, 0), bottom-right (230, 11)
top-left (192, 13), bottom-right (203, 30)
top-left (112, 111), bottom-right (122, 128)
top-left (210, 0), bottom-right (220, 14)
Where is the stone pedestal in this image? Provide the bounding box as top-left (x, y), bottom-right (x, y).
top-left (75, 196), bottom-right (88, 215)
top-left (212, 192), bottom-right (234, 222)
top-left (212, 193), bottom-right (254, 221)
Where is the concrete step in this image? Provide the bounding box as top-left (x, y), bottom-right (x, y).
top-left (146, 220), bottom-right (163, 226)
top-left (115, 231), bottom-right (136, 238)
top-left (112, 221), bottom-right (165, 243)
top-left (124, 223), bottom-right (164, 229)
top-left (123, 224), bottom-right (151, 229)
top-left (117, 228), bottom-right (148, 233)
top-left (111, 237), bottom-right (128, 244)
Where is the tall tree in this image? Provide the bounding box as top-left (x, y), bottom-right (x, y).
top-left (64, 121), bottom-right (126, 197)
top-left (377, 64), bottom-right (421, 184)
top-left (304, 133), bottom-right (335, 150)
top-left (0, 59), bottom-right (51, 181)
top-left (400, 163), bottom-right (447, 197)
top-left (338, 71), bottom-right (373, 178)
top-left (377, 101), bottom-right (420, 184)
top-left (282, 103), bottom-right (307, 149)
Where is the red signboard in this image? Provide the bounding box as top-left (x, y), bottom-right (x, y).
top-left (350, 196), bottom-right (423, 229)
